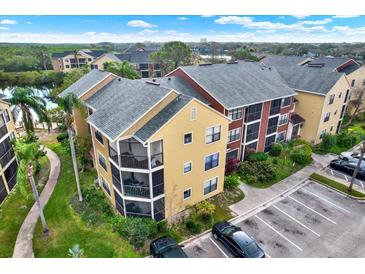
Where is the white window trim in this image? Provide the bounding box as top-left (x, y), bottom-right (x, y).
top-left (183, 132), bottom-right (193, 145)
top-left (203, 176), bottom-right (218, 196)
top-left (205, 124), bottom-right (222, 145)
top-left (228, 108), bottom-right (243, 121)
top-left (204, 152), bottom-right (220, 171)
top-left (183, 187), bottom-right (192, 200)
top-left (191, 107), bottom-right (197, 121)
top-left (94, 129), bottom-right (104, 147)
top-left (97, 150), bottom-right (108, 171)
top-left (278, 113), bottom-right (289, 126)
top-left (227, 127), bottom-right (241, 144)
top-left (183, 161), bottom-right (192, 174)
top-left (100, 176), bottom-right (111, 198)
top-left (226, 148), bottom-right (239, 160)
top-left (276, 131), bottom-right (287, 142)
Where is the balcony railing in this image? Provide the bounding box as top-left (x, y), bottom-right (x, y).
top-left (120, 154), bottom-right (149, 169)
top-left (150, 152), bottom-right (163, 169)
top-left (0, 125), bottom-right (8, 139)
top-left (0, 149), bottom-right (15, 168)
top-left (109, 146), bottom-right (119, 165)
top-left (123, 185), bottom-right (150, 198)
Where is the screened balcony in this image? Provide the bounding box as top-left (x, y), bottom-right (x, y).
top-left (120, 138), bottom-right (149, 169)
top-left (122, 171), bottom-right (150, 198)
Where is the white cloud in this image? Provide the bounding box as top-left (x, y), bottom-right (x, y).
top-left (333, 15), bottom-right (359, 18)
top-left (292, 15), bottom-right (309, 19)
top-left (126, 20), bottom-right (156, 28)
top-left (201, 15), bottom-right (215, 18)
top-left (25, 21), bottom-right (32, 25)
top-left (178, 17), bottom-right (188, 21)
top-left (0, 26), bottom-right (9, 30)
top-left (301, 18), bottom-right (332, 25)
top-left (0, 19), bottom-right (17, 25)
top-left (138, 29), bottom-right (158, 35)
top-left (84, 31), bottom-right (96, 35)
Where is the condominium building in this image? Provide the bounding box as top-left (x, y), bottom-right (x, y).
top-left (59, 69), bottom-right (229, 221)
top-left (261, 55), bottom-right (363, 144)
top-left (51, 49), bottom-right (106, 72)
top-left (0, 97), bottom-right (18, 205)
top-left (167, 62), bottom-right (299, 161)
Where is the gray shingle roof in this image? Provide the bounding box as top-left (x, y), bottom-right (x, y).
top-left (135, 95), bottom-right (193, 142)
top-left (179, 62), bottom-right (296, 109)
top-left (137, 76), bottom-right (209, 104)
top-left (261, 55), bottom-right (309, 67)
top-left (114, 50), bottom-right (155, 64)
top-left (276, 65), bottom-right (344, 95)
top-left (306, 57), bottom-right (361, 75)
top-left (86, 78), bottom-right (172, 140)
top-left (58, 69), bottom-right (112, 98)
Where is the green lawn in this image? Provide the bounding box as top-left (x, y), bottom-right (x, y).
top-left (0, 155), bottom-right (50, 258)
top-left (33, 142), bottom-right (139, 258)
top-left (310, 173), bottom-right (365, 198)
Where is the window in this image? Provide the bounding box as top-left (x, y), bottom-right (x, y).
top-left (141, 71), bottom-right (149, 78)
top-left (183, 188), bottom-right (191, 200)
top-left (226, 149), bottom-right (238, 161)
top-left (323, 112), bottom-right (331, 122)
top-left (334, 109), bottom-right (338, 115)
top-left (184, 133), bottom-right (193, 145)
top-left (227, 128), bottom-right (241, 143)
top-left (9, 132), bottom-right (16, 141)
top-left (101, 177), bottom-right (111, 196)
top-left (267, 116), bottom-right (279, 135)
top-left (270, 99), bottom-right (281, 116)
top-left (276, 131), bottom-right (286, 142)
top-left (183, 162), bottom-right (192, 174)
top-left (154, 63), bottom-right (160, 70)
top-left (3, 110), bottom-right (10, 123)
top-left (140, 63), bottom-right (149, 70)
top-left (244, 142), bottom-right (257, 154)
top-left (65, 65), bottom-right (70, 68)
top-left (98, 153), bottom-right (107, 171)
top-left (344, 89), bottom-right (350, 103)
top-left (330, 126), bottom-right (333, 132)
top-left (245, 103), bottom-right (262, 122)
top-left (88, 58), bottom-right (92, 62)
top-left (205, 125), bottom-right (221, 144)
top-left (328, 94), bottom-right (335, 105)
top-left (95, 130), bottom-right (104, 145)
top-left (154, 71), bottom-right (162, 77)
top-left (320, 129), bottom-right (327, 139)
top-left (278, 114), bottom-right (289, 125)
top-left (191, 107), bottom-right (197, 120)
top-left (339, 92), bottom-right (342, 98)
top-left (204, 177), bottom-right (218, 195)
top-left (228, 108), bottom-right (243, 120)
top-left (281, 97), bottom-right (292, 107)
top-left (205, 153), bottom-right (219, 171)
top-left (245, 122), bottom-right (260, 142)
top-left (351, 79), bottom-right (355, 87)
top-left (264, 135), bottom-right (276, 152)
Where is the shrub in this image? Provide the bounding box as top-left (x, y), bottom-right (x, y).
top-left (57, 131), bottom-right (68, 143)
top-left (240, 161), bottom-right (276, 182)
top-left (321, 133), bottom-right (337, 150)
top-left (290, 144), bottom-right (312, 165)
top-left (272, 158), bottom-right (279, 165)
top-left (224, 174), bottom-right (240, 190)
top-left (337, 131), bottom-right (357, 148)
top-left (195, 200), bottom-right (215, 223)
top-left (247, 152), bottom-right (268, 162)
top-left (269, 143), bottom-right (283, 157)
top-left (185, 219), bottom-right (203, 234)
top-left (225, 158), bottom-right (239, 175)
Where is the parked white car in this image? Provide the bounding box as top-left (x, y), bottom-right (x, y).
top-left (340, 152), bottom-right (365, 163)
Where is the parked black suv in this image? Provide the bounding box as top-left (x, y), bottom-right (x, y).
top-left (330, 159), bottom-right (365, 180)
top-left (212, 221), bottom-right (265, 258)
top-left (150, 236), bottom-right (188, 258)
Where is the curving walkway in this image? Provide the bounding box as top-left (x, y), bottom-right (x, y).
top-left (12, 147), bottom-right (61, 258)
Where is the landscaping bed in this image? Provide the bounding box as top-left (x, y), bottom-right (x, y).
top-left (0, 154), bottom-right (50, 258)
top-left (310, 172), bottom-right (365, 198)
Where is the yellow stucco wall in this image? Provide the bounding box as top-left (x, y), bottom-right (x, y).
top-left (347, 66), bottom-right (365, 113)
top-left (149, 99), bottom-right (229, 219)
top-left (91, 55), bottom-right (117, 71)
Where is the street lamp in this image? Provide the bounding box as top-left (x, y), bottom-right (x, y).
top-left (348, 141), bottom-right (365, 193)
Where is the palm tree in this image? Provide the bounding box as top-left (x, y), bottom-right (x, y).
top-left (73, 50), bottom-right (80, 69)
top-left (7, 87), bottom-right (50, 135)
top-left (103, 61), bottom-right (140, 79)
top-left (14, 139), bottom-right (49, 233)
top-left (68, 244), bottom-right (84, 258)
top-left (56, 93), bottom-right (83, 202)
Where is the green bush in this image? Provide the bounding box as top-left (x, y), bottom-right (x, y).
top-left (82, 187), bottom-right (114, 218)
top-left (269, 143), bottom-right (283, 157)
top-left (247, 152), bottom-right (268, 162)
top-left (112, 216), bottom-right (158, 248)
top-left (195, 200), bottom-right (215, 224)
top-left (272, 158), bottom-right (279, 165)
top-left (185, 219), bottom-right (203, 234)
top-left (224, 174), bottom-right (240, 190)
top-left (321, 133), bottom-right (337, 150)
top-left (290, 144), bottom-right (312, 164)
top-left (240, 161), bottom-right (276, 182)
top-left (56, 131), bottom-right (68, 143)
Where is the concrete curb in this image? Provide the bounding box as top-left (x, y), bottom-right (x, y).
top-left (12, 147), bottom-right (61, 258)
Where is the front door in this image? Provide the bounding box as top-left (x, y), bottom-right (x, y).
top-left (291, 124), bottom-right (300, 139)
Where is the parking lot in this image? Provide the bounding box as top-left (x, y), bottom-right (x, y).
top-left (324, 166), bottom-right (364, 188)
top-left (183, 181), bottom-right (365, 258)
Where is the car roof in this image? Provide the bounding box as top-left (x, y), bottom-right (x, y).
top-left (232, 230), bottom-right (253, 244)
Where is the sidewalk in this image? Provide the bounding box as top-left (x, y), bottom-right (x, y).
top-left (229, 153), bottom-right (337, 216)
top-left (12, 147), bottom-right (60, 258)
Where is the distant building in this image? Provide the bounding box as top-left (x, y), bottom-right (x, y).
top-left (51, 49), bottom-right (106, 72)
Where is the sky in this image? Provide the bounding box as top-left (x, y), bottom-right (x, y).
top-left (0, 15), bottom-right (365, 43)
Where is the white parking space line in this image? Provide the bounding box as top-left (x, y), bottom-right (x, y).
top-left (272, 205), bottom-right (321, 237)
top-left (209, 238), bottom-right (229, 258)
top-left (301, 188), bottom-right (350, 214)
top-left (330, 169), bottom-right (334, 176)
top-left (254, 215), bottom-right (303, 252)
top-left (289, 196), bottom-right (337, 225)
top-left (345, 175), bottom-right (349, 182)
top-left (359, 180), bottom-right (364, 188)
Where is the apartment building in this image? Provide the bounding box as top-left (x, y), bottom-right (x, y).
top-left (51, 49), bottom-right (106, 72)
top-left (261, 55), bottom-right (363, 144)
top-left (59, 69), bottom-right (229, 221)
top-left (167, 62), bottom-right (298, 161)
top-left (0, 97), bottom-right (18, 205)
top-left (91, 48), bottom-right (162, 78)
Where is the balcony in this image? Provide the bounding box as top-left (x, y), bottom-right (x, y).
top-left (121, 153), bottom-right (149, 169)
top-left (122, 171), bottom-right (150, 198)
top-left (0, 148), bottom-right (15, 168)
top-left (0, 124), bottom-right (8, 139)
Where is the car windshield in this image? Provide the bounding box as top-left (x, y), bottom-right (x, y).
top-left (243, 241), bottom-right (260, 255)
top-left (222, 226), bottom-right (240, 235)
